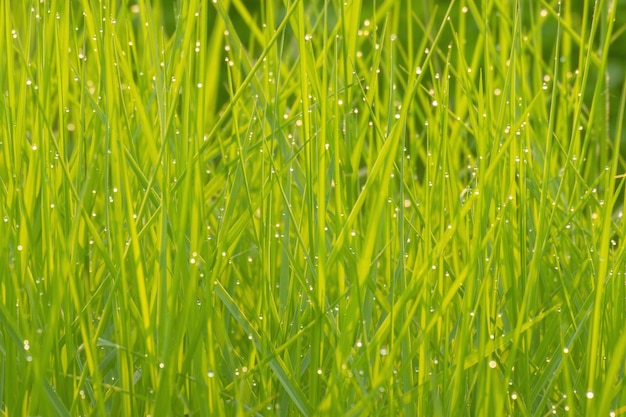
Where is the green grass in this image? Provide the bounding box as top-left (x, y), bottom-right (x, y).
top-left (1, 0), bottom-right (626, 415)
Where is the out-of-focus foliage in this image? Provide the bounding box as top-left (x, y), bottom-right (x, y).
top-left (152, 0), bottom-right (625, 141)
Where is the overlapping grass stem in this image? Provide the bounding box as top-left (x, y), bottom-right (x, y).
top-left (1, 0), bottom-right (626, 415)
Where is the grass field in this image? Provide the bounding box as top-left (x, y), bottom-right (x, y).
top-left (1, 0), bottom-right (626, 415)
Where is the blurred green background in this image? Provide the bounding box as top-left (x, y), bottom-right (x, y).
top-left (146, 0), bottom-right (626, 142)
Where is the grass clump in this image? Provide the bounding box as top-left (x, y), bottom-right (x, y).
top-left (1, 0), bottom-right (626, 416)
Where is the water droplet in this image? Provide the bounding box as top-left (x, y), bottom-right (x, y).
top-left (489, 360), bottom-right (497, 369)
top-left (586, 391), bottom-right (594, 399)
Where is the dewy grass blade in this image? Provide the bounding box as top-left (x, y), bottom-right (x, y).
top-left (213, 280), bottom-right (313, 416)
top-left (2, 0), bottom-right (626, 415)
